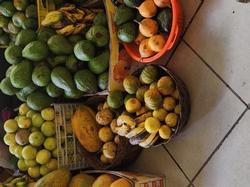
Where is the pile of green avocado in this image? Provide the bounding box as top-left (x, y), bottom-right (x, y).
top-left (0, 0), bottom-right (110, 111)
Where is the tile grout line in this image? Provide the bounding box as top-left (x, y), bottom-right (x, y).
top-left (166, 0), bottom-right (205, 64)
top-left (183, 40), bottom-right (249, 108)
top-left (162, 145), bottom-right (193, 184)
top-left (190, 107), bottom-right (248, 183)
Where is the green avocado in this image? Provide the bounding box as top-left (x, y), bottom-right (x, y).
top-left (22, 41), bottom-right (49, 61)
top-left (85, 25), bottom-right (109, 47)
top-left (98, 71), bottom-right (108, 90)
top-left (4, 45), bottom-right (23, 64)
top-left (0, 77), bottom-right (19, 96)
top-left (73, 40), bottom-right (95, 61)
top-left (47, 34), bottom-right (73, 55)
top-left (10, 60), bottom-right (33, 89)
top-left (32, 63), bottom-right (51, 87)
top-left (74, 69), bottom-right (98, 93)
top-left (46, 82), bottom-right (63, 98)
top-left (0, 1), bottom-right (16, 17)
top-left (37, 27), bottom-right (55, 43)
top-left (114, 5), bottom-right (136, 26)
top-left (118, 22), bottom-right (138, 43)
top-left (25, 5), bottom-right (37, 18)
top-left (12, 12), bottom-right (26, 28)
top-left (88, 50), bottom-right (109, 74)
top-left (5, 65), bottom-right (14, 77)
top-left (15, 29), bottom-right (37, 46)
top-left (27, 91), bottom-right (54, 111)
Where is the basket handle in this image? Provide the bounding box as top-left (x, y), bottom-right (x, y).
top-left (166, 26), bottom-right (179, 51)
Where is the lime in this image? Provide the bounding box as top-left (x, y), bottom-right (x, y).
top-left (40, 165), bottom-right (49, 176)
top-left (52, 148), bottom-right (58, 158)
top-left (36, 149), bottom-right (51, 164)
top-left (19, 103), bottom-right (30, 115)
top-left (29, 132), bottom-right (45, 147)
top-left (22, 145), bottom-right (37, 160)
top-left (4, 119), bottom-right (18, 133)
top-left (41, 107), bottom-right (55, 121)
top-left (14, 145), bottom-right (23, 158)
top-left (31, 127), bottom-right (40, 132)
top-left (25, 159), bottom-right (37, 167)
top-left (46, 159), bottom-right (58, 171)
top-left (9, 144), bottom-right (17, 155)
top-left (28, 166), bottom-right (40, 178)
top-left (17, 159), bottom-right (28, 172)
top-left (18, 116), bottom-right (31, 129)
top-left (26, 110), bottom-right (37, 118)
top-left (41, 121), bottom-right (56, 137)
top-left (32, 113), bottom-right (44, 128)
top-left (3, 133), bottom-right (16, 146)
top-left (44, 137), bottom-right (57, 151)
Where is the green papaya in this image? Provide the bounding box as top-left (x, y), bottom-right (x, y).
top-left (25, 5), bottom-right (37, 18)
top-left (65, 55), bottom-right (78, 73)
top-left (51, 66), bottom-right (75, 92)
top-left (27, 91), bottom-right (54, 111)
top-left (4, 45), bottom-right (23, 64)
top-left (5, 65), bottom-right (14, 77)
top-left (14, 0), bottom-right (29, 11)
top-left (0, 34), bottom-right (10, 45)
top-left (47, 35), bottom-right (73, 55)
top-left (12, 12), bottom-right (26, 27)
top-left (8, 21), bottom-right (20, 34)
top-left (48, 56), bottom-right (67, 67)
top-left (10, 60), bottom-right (33, 88)
top-left (123, 0), bottom-right (143, 7)
top-left (0, 1), bottom-right (16, 17)
top-left (85, 25), bottom-right (109, 47)
top-left (88, 50), bottom-right (109, 74)
top-left (22, 41), bottom-right (49, 61)
top-left (37, 27), bottom-right (55, 43)
top-left (93, 12), bottom-right (107, 26)
top-left (98, 72), bottom-right (108, 90)
top-left (118, 22), bottom-right (138, 43)
top-left (73, 40), bottom-right (95, 61)
top-left (16, 82), bottom-right (37, 101)
top-left (0, 15), bottom-right (9, 27)
top-left (64, 88), bottom-right (84, 99)
top-left (0, 77), bottom-right (19, 96)
top-left (32, 64), bottom-right (51, 87)
top-left (74, 69), bottom-right (98, 93)
top-left (15, 29), bottom-right (37, 46)
top-left (114, 5), bottom-right (136, 26)
top-left (46, 82), bottom-right (63, 98)
top-left (22, 18), bottom-right (37, 30)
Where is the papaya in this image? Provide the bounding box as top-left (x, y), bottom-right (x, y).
top-left (25, 5), bottom-right (37, 19)
top-left (74, 69), bottom-right (98, 93)
top-left (69, 173), bottom-right (96, 187)
top-left (46, 82), bottom-right (63, 98)
top-left (4, 45), bottom-right (23, 64)
top-left (14, 0), bottom-right (29, 11)
top-left (22, 41), bottom-right (49, 61)
top-left (12, 11), bottom-right (26, 27)
top-left (74, 40), bottom-right (95, 61)
top-left (35, 168), bottom-right (71, 187)
top-left (10, 60), bottom-right (33, 88)
top-left (47, 35), bottom-right (73, 55)
top-left (51, 66), bottom-right (75, 92)
top-left (27, 91), bottom-right (54, 111)
top-left (0, 77), bottom-right (19, 96)
top-left (114, 5), bottom-right (136, 26)
top-left (88, 50), bottom-right (109, 74)
top-left (85, 25), bottom-right (109, 47)
top-left (32, 64), bottom-right (51, 87)
top-left (0, 1), bottom-right (16, 17)
top-left (71, 105), bottom-right (102, 152)
top-left (15, 29), bottom-right (37, 46)
top-left (37, 27), bottom-right (55, 43)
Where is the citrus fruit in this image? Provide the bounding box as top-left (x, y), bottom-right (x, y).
top-left (19, 103), bottom-right (30, 115)
top-left (29, 131), bottom-right (45, 147)
top-left (25, 159), bottom-right (37, 167)
top-left (41, 121), bottom-right (56, 137)
top-left (4, 119), bottom-right (18, 133)
top-left (9, 144), bottom-right (17, 155)
top-left (40, 165), bottom-right (49, 176)
top-left (28, 166), bottom-right (40, 178)
top-left (22, 145), bottom-right (37, 160)
top-left (41, 107), bottom-right (55, 121)
top-left (36, 149), bottom-right (51, 164)
top-left (17, 159), bottom-right (28, 171)
top-left (3, 133), bottom-right (16, 146)
top-left (46, 159), bottom-right (58, 171)
top-left (32, 113), bottom-right (44, 127)
top-left (26, 110), bottom-right (37, 118)
top-left (18, 116), bottom-right (31, 128)
top-left (14, 145), bottom-right (23, 158)
top-left (43, 137), bottom-right (57, 151)
top-left (52, 148), bottom-right (58, 158)
top-left (145, 117), bottom-right (161, 133)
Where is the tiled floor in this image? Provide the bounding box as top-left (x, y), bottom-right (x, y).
top-left (129, 1), bottom-right (250, 186)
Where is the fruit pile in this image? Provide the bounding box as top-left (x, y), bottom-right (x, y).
top-left (0, 2), bottom-right (110, 111)
top-left (114, 0), bottom-right (172, 58)
top-left (3, 103), bottom-right (58, 179)
top-left (106, 65), bottom-right (181, 148)
top-left (0, 0), bottom-right (37, 46)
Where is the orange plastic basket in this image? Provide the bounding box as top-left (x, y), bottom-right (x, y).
top-left (123, 0), bottom-right (183, 63)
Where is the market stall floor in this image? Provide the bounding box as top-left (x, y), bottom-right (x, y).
top-left (129, 1), bottom-right (250, 186)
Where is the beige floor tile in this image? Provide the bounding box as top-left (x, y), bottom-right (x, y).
top-left (129, 146), bottom-right (190, 187)
top-left (184, 0), bottom-right (250, 103)
top-left (193, 111), bottom-right (250, 187)
top-left (164, 42), bottom-right (246, 179)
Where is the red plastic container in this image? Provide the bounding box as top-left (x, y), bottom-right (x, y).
top-left (124, 0), bottom-right (183, 63)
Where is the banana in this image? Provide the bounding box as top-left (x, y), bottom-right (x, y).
top-left (136, 106), bottom-right (149, 116)
top-left (135, 112), bottom-right (152, 124)
top-left (139, 133), bottom-right (159, 148)
top-left (129, 131), bottom-right (149, 145)
top-left (72, 13), bottom-right (85, 21)
top-left (76, 8), bottom-right (86, 16)
top-left (125, 126), bottom-right (145, 139)
top-left (61, 10), bottom-right (77, 23)
top-left (56, 24), bottom-right (75, 36)
top-left (72, 23), bottom-right (86, 35)
top-left (138, 122), bottom-right (145, 128)
top-left (59, 4), bottom-right (76, 11)
top-left (4, 177), bottom-right (15, 184)
top-left (42, 11), bottom-right (63, 26)
top-left (51, 20), bottom-right (67, 29)
top-left (117, 115), bottom-right (136, 128)
top-left (116, 124), bottom-right (130, 137)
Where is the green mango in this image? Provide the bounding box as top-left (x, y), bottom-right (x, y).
top-left (64, 88), bottom-right (84, 99)
top-left (12, 12), bottom-right (26, 28)
top-left (0, 77), bottom-right (19, 96)
top-left (73, 40), bottom-right (95, 61)
top-left (15, 29), bottom-right (37, 46)
top-left (157, 8), bottom-right (172, 33)
top-left (0, 1), bottom-right (16, 17)
top-left (85, 25), bottom-right (109, 47)
top-left (88, 50), bottom-right (109, 74)
top-left (98, 71), bottom-right (108, 90)
top-left (37, 27), bottom-right (55, 43)
top-left (5, 65), bottom-right (15, 77)
top-left (21, 18), bottom-right (37, 30)
top-left (0, 34), bottom-right (10, 45)
top-left (93, 12), bottom-right (107, 26)
top-left (16, 82), bottom-right (37, 101)
top-left (14, 0), bottom-right (29, 11)
top-left (46, 82), bottom-right (63, 98)
top-left (32, 64), bottom-right (51, 87)
top-left (47, 35), bottom-right (73, 55)
top-left (4, 45), bottom-right (23, 64)
top-left (27, 91), bottom-right (54, 111)
top-left (25, 5), bottom-right (37, 18)
top-left (22, 40), bottom-right (49, 61)
top-left (114, 5), bottom-right (136, 26)
top-left (48, 55), bottom-right (67, 67)
top-left (118, 22), bottom-right (138, 43)
top-left (65, 55), bottom-right (78, 73)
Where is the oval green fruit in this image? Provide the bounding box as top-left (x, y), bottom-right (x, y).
top-left (22, 41), bottom-right (49, 62)
top-left (46, 82), bottom-right (63, 98)
top-left (14, 0), bottom-right (29, 11)
top-left (47, 34), bottom-right (73, 55)
top-left (4, 45), bottom-right (23, 64)
top-left (85, 25), bottom-right (109, 47)
top-left (0, 77), bottom-right (19, 96)
top-left (15, 29), bottom-right (37, 46)
top-left (118, 22), bottom-right (138, 43)
top-left (22, 18), bottom-right (37, 30)
top-left (107, 91), bottom-right (124, 109)
top-left (12, 12), bottom-right (26, 28)
top-left (32, 64), bottom-right (51, 87)
top-left (88, 50), bottom-right (109, 74)
top-left (27, 91), bottom-right (54, 111)
top-left (25, 4), bottom-right (37, 18)
top-left (0, 1), bottom-right (16, 17)
top-left (98, 72), bottom-right (108, 90)
top-left (73, 40), bottom-right (95, 61)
